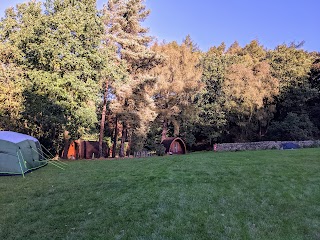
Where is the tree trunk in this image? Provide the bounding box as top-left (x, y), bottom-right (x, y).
top-left (99, 80), bottom-right (108, 158)
top-left (172, 119), bottom-right (180, 137)
top-left (119, 123), bottom-right (127, 158)
top-left (258, 121), bottom-right (263, 140)
top-left (62, 130), bottom-right (70, 159)
top-left (126, 129), bottom-right (132, 157)
top-left (112, 116), bottom-right (118, 158)
top-left (161, 118), bottom-right (168, 142)
top-left (259, 119), bottom-right (270, 139)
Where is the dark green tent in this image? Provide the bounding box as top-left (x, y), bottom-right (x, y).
top-left (0, 131), bottom-right (47, 176)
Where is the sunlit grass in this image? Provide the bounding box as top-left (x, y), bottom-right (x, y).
top-left (1, 149), bottom-right (320, 239)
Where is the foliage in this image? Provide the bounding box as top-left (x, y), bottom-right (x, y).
top-left (0, 0), bottom-right (107, 153)
top-left (103, 0), bottom-right (162, 75)
top-left (0, 41), bottom-right (24, 131)
top-left (0, 1), bottom-right (320, 153)
top-left (155, 143), bottom-right (166, 156)
top-left (309, 53), bottom-right (320, 90)
top-left (267, 112), bottom-right (318, 141)
top-left (103, 0), bottom-right (162, 157)
top-left (197, 47), bottom-right (231, 144)
top-left (128, 132), bottom-right (145, 153)
top-left (150, 37), bottom-right (202, 139)
top-left (223, 61), bottom-right (279, 140)
top-left (267, 44), bottom-right (313, 90)
top-left (198, 41), bottom-right (280, 143)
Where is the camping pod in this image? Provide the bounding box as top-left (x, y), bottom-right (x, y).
top-left (161, 137), bottom-right (187, 154)
top-left (67, 140), bottom-right (108, 159)
top-left (0, 131), bottom-right (47, 175)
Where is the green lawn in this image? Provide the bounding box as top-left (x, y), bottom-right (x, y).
top-left (1, 149), bottom-right (320, 239)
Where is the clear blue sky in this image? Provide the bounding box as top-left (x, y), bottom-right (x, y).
top-left (1, 0), bottom-right (319, 52)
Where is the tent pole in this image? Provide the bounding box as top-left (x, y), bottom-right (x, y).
top-left (18, 150), bottom-right (27, 169)
top-left (48, 161), bottom-right (65, 170)
top-left (17, 151), bottom-right (25, 178)
top-left (30, 147), bottom-right (67, 168)
top-left (36, 147), bottom-right (68, 166)
top-left (40, 144), bottom-right (56, 159)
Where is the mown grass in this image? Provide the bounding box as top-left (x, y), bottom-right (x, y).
top-left (1, 149), bottom-right (320, 239)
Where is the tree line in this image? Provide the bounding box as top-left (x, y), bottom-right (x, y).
top-left (1, 0), bottom-right (319, 157)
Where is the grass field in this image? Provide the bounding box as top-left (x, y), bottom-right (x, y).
top-left (1, 149), bottom-right (320, 239)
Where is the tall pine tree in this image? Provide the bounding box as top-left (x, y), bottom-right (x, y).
top-left (103, 0), bottom-right (162, 157)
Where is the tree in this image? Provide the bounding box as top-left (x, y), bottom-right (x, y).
top-left (223, 61), bottom-right (279, 140)
top-left (150, 37), bottom-right (202, 142)
top-left (0, 41), bottom-right (24, 131)
top-left (197, 45), bottom-right (234, 145)
top-left (222, 42), bottom-right (275, 140)
top-left (103, 0), bottom-right (162, 75)
top-left (102, 0), bottom-right (162, 157)
top-left (97, 45), bottom-right (127, 158)
top-left (1, 0), bottom-right (107, 156)
top-left (308, 54), bottom-right (320, 137)
top-left (226, 41), bottom-right (242, 55)
top-left (267, 44), bottom-right (313, 91)
top-left (267, 112), bottom-right (318, 141)
top-left (267, 44), bottom-right (315, 133)
top-left (198, 41), bottom-right (279, 143)
top-left (309, 53), bottom-right (320, 91)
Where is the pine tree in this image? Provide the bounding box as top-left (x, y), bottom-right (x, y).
top-left (102, 0), bottom-right (162, 157)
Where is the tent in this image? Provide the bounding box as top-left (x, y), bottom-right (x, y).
top-left (0, 131), bottom-right (47, 176)
top-left (281, 142), bottom-right (300, 150)
top-left (161, 137), bottom-right (187, 154)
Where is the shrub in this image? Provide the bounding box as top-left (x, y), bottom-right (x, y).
top-left (310, 140), bottom-right (320, 148)
top-left (155, 144), bottom-right (166, 156)
top-left (267, 113), bottom-right (318, 141)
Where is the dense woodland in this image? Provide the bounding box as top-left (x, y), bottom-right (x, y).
top-left (0, 0), bottom-right (319, 157)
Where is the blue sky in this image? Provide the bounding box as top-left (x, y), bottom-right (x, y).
top-left (1, 0), bottom-right (319, 52)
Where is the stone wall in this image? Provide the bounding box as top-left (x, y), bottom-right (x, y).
top-left (215, 140), bottom-right (320, 152)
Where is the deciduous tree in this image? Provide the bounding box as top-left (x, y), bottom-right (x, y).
top-left (0, 42), bottom-right (24, 131)
top-left (1, 0), bottom-right (107, 156)
top-left (150, 37), bottom-right (202, 141)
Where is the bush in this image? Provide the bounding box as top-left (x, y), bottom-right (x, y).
top-left (310, 140), bottom-right (320, 148)
top-left (267, 112), bottom-right (319, 141)
top-left (155, 144), bottom-right (166, 156)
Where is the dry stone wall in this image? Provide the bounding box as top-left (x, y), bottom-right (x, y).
top-left (215, 140), bottom-right (320, 152)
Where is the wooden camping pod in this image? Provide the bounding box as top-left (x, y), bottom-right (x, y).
top-left (161, 137), bottom-right (187, 154)
top-left (67, 140), bottom-right (108, 159)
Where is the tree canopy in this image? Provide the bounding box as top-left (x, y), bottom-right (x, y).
top-left (0, 0), bottom-right (319, 157)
